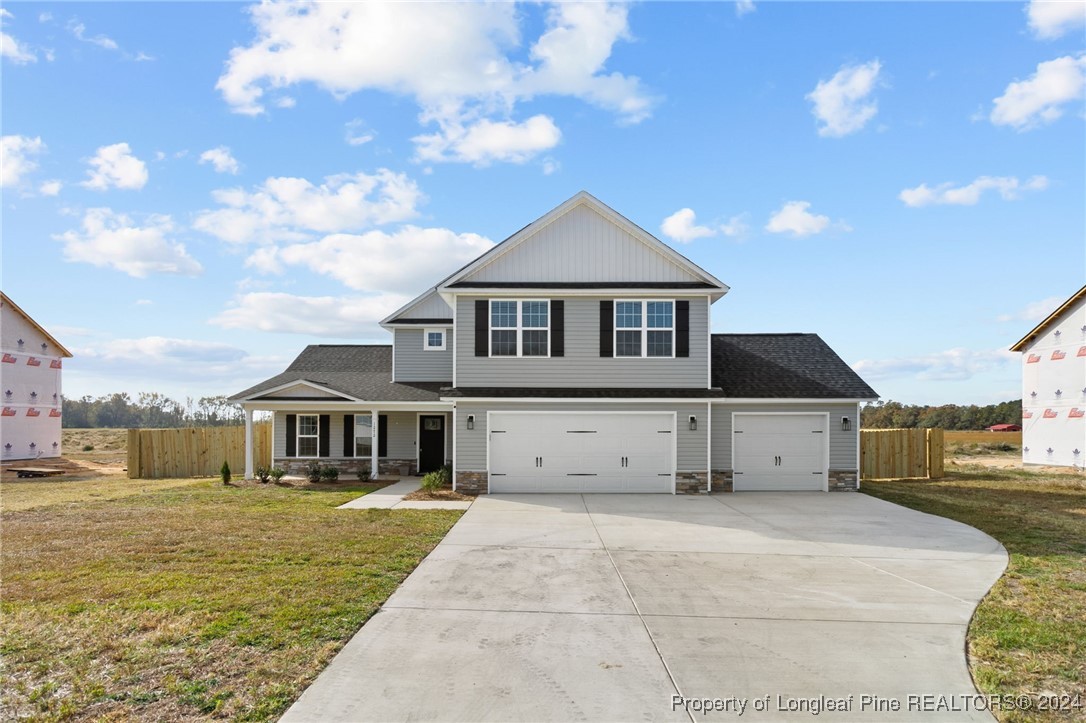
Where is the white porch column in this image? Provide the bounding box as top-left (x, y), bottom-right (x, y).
top-left (371, 409), bottom-right (379, 479)
top-left (244, 406), bottom-right (254, 480)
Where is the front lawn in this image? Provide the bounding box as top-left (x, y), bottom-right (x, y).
top-left (0, 478), bottom-right (463, 721)
top-left (863, 467), bottom-right (1085, 721)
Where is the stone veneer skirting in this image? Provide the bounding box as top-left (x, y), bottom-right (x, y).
top-left (456, 471), bottom-right (488, 495)
top-left (828, 469), bottom-right (859, 491)
top-left (675, 471), bottom-right (708, 494)
top-left (274, 458), bottom-right (418, 478)
top-left (711, 469), bottom-right (734, 493)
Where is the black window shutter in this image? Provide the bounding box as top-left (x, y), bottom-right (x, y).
top-left (285, 414), bottom-right (296, 457)
top-left (676, 300), bottom-right (690, 358)
top-left (378, 415), bottom-right (388, 457)
top-left (551, 300), bottom-right (564, 357)
top-left (343, 414), bottom-right (354, 457)
top-left (599, 300), bottom-right (613, 357)
top-left (318, 414), bottom-right (330, 457)
top-left (475, 300), bottom-right (488, 357)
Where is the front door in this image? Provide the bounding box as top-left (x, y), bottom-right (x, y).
top-left (418, 415), bottom-right (445, 474)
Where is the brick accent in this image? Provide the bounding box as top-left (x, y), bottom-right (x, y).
top-left (711, 469), bottom-right (734, 493)
top-left (675, 471), bottom-right (708, 494)
top-left (273, 457), bottom-right (417, 478)
top-left (828, 469), bottom-right (859, 492)
top-left (455, 471), bottom-right (488, 495)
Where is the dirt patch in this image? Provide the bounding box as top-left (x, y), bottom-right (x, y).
top-left (403, 487), bottom-right (472, 502)
top-left (1, 456), bottom-right (126, 482)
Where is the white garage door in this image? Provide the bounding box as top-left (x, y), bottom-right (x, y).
top-left (733, 414), bottom-right (827, 491)
top-left (489, 412), bottom-right (675, 493)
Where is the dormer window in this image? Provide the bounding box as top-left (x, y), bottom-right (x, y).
top-left (490, 300), bottom-right (549, 357)
top-left (424, 329), bottom-right (447, 351)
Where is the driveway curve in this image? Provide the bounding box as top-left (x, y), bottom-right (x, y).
top-left (282, 493), bottom-right (1007, 722)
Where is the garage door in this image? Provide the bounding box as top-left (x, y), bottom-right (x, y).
top-left (489, 412), bottom-right (674, 493)
top-left (733, 414), bottom-right (827, 491)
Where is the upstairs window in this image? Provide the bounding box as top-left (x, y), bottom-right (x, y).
top-left (615, 300), bottom-right (674, 358)
top-left (491, 300), bottom-right (549, 357)
top-left (424, 329), bottom-right (446, 351)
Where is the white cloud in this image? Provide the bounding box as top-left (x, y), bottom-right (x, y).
top-left (996, 296), bottom-right (1064, 323)
top-left (806, 60), bottom-right (882, 137)
top-left (215, 1), bottom-right (653, 164)
top-left (344, 119), bottom-right (375, 147)
top-left (67, 19), bottom-right (118, 50)
top-left (1, 135), bottom-right (45, 186)
top-left (55, 208), bottom-right (202, 278)
top-left (1, 9), bottom-right (37, 64)
top-left (414, 115), bottom-right (562, 165)
top-left (735, 0), bottom-right (756, 17)
top-left (211, 292), bottom-right (412, 338)
top-left (39, 179), bottom-right (62, 196)
top-left (660, 208), bottom-right (716, 243)
top-left (274, 96), bottom-right (296, 109)
top-left (74, 336), bottom-right (283, 383)
top-left (271, 226), bottom-right (494, 293)
top-left (991, 54), bottom-right (1086, 130)
top-left (853, 348), bottom-right (1015, 382)
top-left (82, 142), bottom-right (149, 190)
top-left (765, 201), bottom-right (838, 237)
top-left (135, 299), bottom-right (153, 306)
top-left (720, 213), bottom-right (750, 238)
top-left (193, 169), bottom-right (423, 244)
top-left (1027, 0), bottom-right (1086, 39)
top-left (899, 175), bottom-right (1049, 207)
top-left (198, 146), bottom-right (240, 174)
top-left (541, 157), bottom-right (560, 175)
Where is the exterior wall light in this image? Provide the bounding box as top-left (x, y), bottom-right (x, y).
top-left (688, 415), bottom-right (697, 431)
top-left (467, 414), bottom-right (475, 430)
top-left (842, 416), bottom-right (852, 431)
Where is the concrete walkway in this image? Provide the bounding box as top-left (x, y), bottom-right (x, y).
top-left (285, 493), bottom-right (1006, 722)
top-left (337, 479), bottom-right (473, 510)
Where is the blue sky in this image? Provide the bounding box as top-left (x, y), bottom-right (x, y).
top-left (2, 1), bottom-right (1083, 406)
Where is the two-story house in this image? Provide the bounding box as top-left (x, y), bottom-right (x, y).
top-left (230, 192), bottom-right (878, 494)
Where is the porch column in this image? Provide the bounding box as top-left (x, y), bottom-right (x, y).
top-left (244, 406), bottom-right (254, 480)
top-left (371, 409), bottom-right (379, 479)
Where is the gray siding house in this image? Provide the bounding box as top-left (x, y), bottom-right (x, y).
top-left (231, 192), bottom-right (877, 494)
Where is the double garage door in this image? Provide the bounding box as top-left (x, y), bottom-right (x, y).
top-left (733, 413), bottom-right (828, 491)
top-left (489, 412), bottom-right (674, 493)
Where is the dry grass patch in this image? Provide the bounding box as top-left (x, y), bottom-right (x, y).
top-left (863, 468), bottom-right (1085, 721)
top-left (0, 476), bottom-right (205, 512)
top-left (1, 479), bottom-right (462, 721)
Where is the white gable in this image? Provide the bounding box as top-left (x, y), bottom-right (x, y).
top-left (397, 290), bottom-right (453, 320)
top-left (255, 383), bottom-right (347, 400)
top-left (459, 202), bottom-right (703, 285)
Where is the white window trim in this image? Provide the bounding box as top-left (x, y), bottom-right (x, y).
top-left (614, 299), bottom-right (676, 359)
top-left (489, 299), bottom-right (551, 358)
top-left (296, 414), bottom-right (319, 458)
top-left (423, 328), bottom-right (447, 352)
top-left (353, 413), bottom-right (376, 458)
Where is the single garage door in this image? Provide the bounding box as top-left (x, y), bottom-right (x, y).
top-left (489, 412), bottom-right (675, 493)
top-left (733, 413), bottom-right (827, 491)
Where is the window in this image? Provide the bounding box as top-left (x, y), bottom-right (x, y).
top-left (424, 329), bottom-right (446, 351)
top-left (354, 414), bottom-right (373, 457)
top-left (490, 300), bottom-right (549, 357)
top-left (297, 414), bottom-right (319, 457)
top-left (615, 300), bottom-right (674, 358)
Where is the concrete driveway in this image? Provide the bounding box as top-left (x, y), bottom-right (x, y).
top-left (282, 493), bottom-right (1007, 722)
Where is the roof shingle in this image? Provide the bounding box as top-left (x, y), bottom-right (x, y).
top-left (711, 334), bottom-right (877, 399)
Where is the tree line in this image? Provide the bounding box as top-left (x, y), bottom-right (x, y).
top-left (61, 393), bottom-right (245, 429)
top-left (860, 399), bottom-right (1022, 430)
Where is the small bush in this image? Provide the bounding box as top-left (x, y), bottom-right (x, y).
top-left (356, 467), bottom-right (372, 481)
top-left (269, 467), bottom-right (286, 483)
top-left (320, 465), bottom-right (340, 482)
top-left (421, 464), bottom-right (451, 492)
top-left (220, 460), bottom-right (231, 486)
top-left (255, 466), bottom-right (271, 484)
top-left (82, 444), bottom-right (94, 452)
top-left (305, 461), bottom-right (322, 484)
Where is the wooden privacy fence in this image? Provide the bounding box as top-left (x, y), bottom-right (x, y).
top-left (861, 428), bottom-right (944, 480)
top-left (127, 424), bottom-right (271, 479)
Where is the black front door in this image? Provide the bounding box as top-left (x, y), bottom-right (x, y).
top-left (418, 415), bottom-right (445, 474)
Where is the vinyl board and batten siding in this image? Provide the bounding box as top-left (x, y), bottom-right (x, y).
top-left (396, 290), bottom-right (453, 320)
top-left (462, 204), bottom-right (701, 284)
top-left (710, 403), bottom-right (857, 470)
top-left (455, 296), bottom-right (710, 388)
top-left (393, 328), bottom-right (453, 382)
top-left (272, 410), bottom-right (421, 459)
top-left (454, 401), bottom-right (708, 471)
top-left (262, 384), bottom-right (344, 399)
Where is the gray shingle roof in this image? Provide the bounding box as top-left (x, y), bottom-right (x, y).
top-left (444, 387), bottom-right (724, 398)
top-left (229, 345), bottom-right (446, 402)
top-left (712, 334), bottom-right (877, 399)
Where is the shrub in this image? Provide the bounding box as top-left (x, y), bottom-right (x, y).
top-left (255, 466), bottom-right (271, 484)
top-left (220, 460), bottom-right (231, 486)
top-left (421, 464), bottom-right (451, 492)
top-left (82, 444), bottom-right (94, 452)
top-left (356, 466), bottom-right (372, 481)
top-left (305, 460), bottom-right (322, 483)
top-left (320, 465), bottom-right (340, 482)
top-left (269, 467), bottom-right (286, 483)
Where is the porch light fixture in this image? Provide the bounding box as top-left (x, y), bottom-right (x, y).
top-left (466, 415), bottom-right (475, 430)
top-left (841, 416), bottom-right (852, 431)
top-left (688, 415), bottom-right (697, 431)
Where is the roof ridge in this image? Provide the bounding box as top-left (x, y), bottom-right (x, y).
top-left (712, 332), bottom-right (815, 337)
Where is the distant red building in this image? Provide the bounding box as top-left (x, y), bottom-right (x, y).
top-left (986, 424), bottom-right (1021, 432)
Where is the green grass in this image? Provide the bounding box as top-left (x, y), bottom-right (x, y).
top-left (862, 467), bottom-right (1086, 721)
top-left (1, 479), bottom-right (463, 721)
